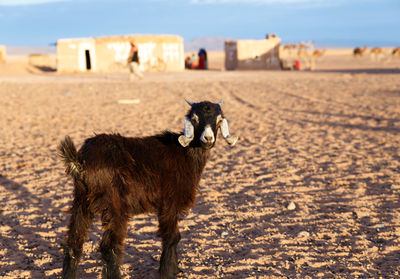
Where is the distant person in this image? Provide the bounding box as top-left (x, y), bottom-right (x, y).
top-left (185, 56), bottom-right (192, 69)
top-left (294, 60), bottom-right (301, 70)
top-left (197, 48), bottom-right (208, 70)
top-left (190, 53), bottom-right (197, 69)
top-left (127, 40), bottom-right (143, 80)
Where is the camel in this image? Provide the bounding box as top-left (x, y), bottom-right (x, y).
top-left (370, 47), bottom-right (384, 61)
top-left (392, 47), bottom-right (400, 57)
top-left (296, 48), bottom-right (313, 70)
top-left (370, 47), bottom-right (383, 54)
top-left (282, 44), bottom-right (295, 50)
top-left (281, 42), bottom-right (314, 70)
top-left (312, 49), bottom-right (326, 57)
top-left (353, 46), bottom-right (368, 57)
top-left (297, 49), bottom-right (310, 58)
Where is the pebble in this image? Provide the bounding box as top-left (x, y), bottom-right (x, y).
top-left (221, 231), bottom-right (228, 238)
top-left (391, 184), bottom-right (400, 190)
top-left (287, 201), bottom-right (296, 210)
top-left (376, 224), bottom-right (385, 229)
top-left (297, 231), bottom-right (310, 238)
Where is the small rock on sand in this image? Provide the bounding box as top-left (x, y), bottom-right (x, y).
top-left (391, 184), bottom-right (400, 190)
top-left (376, 224), bottom-right (385, 229)
top-left (287, 201), bottom-right (296, 210)
top-left (298, 231), bottom-right (310, 238)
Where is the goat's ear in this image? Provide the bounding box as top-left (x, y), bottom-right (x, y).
top-left (178, 135), bottom-right (192, 147)
top-left (185, 98), bottom-right (195, 106)
top-left (220, 118), bottom-right (238, 146)
top-left (178, 117), bottom-right (194, 147)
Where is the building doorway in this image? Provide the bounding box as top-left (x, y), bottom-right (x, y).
top-left (85, 49), bottom-right (91, 70)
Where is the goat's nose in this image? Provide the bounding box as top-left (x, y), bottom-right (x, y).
top-left (204, 134), bottom-right (213, 142)
top-left (201, 125), bottom-right (215, 144)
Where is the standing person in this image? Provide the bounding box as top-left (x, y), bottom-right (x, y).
top-left (197, 48), bottom-right (208, 70)
top-left (203, 49), bottom-right (208, 69)
top-left (127, 40), bottom-right (143, 80)
top-left (185, 56), bottom-right (191, 69)
top-left (190, 53), bottom-right (197, 69)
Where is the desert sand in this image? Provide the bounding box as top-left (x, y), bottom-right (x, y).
top-left (0, 52), bottom-right (400, 278)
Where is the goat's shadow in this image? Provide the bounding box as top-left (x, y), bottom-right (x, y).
top-left (0, 174), bottom-right (67, 278)
top-left (72, 218), bottom-right (161, 278)
top-left (0, 172), bottom-right (162, 278)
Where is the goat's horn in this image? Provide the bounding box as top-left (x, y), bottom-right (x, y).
top-left (178, 117), bottom-right (194, 147)
top-left (218, 100), bottom-right (224, 106)
top-left (185, 98), bottom-right (195, 106)
top-left (220, 118), bottom-right (238, 146)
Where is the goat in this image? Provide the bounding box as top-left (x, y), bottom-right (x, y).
top-left (58, 100), bottom-right (238, 279)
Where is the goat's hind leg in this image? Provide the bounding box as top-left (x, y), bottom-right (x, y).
top-left (158, 213), bottom-right (181, 279)
top-left (62, 198), bottom-right (93, 279)
top-left (99, 209), bottom-right (129, 279)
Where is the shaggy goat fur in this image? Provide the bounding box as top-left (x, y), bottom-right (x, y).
top-left (59, 101), bottom-right (236, 279)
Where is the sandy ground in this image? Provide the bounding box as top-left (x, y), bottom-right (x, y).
top-left (0, 53), bottom-right (400, 278)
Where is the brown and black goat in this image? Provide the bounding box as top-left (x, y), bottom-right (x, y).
top-left (58, 100), bottom-right (238, 279)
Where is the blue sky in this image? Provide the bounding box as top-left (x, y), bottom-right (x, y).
top-left (0, 0), bottom-right (399, 47)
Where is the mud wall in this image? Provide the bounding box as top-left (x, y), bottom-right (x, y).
top-left (57, 35), bottom-right (184, 73)
top-left (57, 38), bottom-right (96, 73)
top-left (96, 35), bottom-right (184, 72)
top-left (225, 37), bottom-right (281, 70)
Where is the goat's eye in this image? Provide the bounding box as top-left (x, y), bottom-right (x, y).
top-left (191, 113), bottom-right (199, 124)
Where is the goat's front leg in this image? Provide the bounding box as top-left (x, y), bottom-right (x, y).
top-left (158, 212), bottom-right (181, 279)
top-left (100, 210), bottom-right (128, 279)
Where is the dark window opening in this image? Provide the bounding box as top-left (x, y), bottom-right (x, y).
top-left (85, 50), bottom-right (91, 70)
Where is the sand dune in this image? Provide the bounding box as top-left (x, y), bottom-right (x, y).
top-left (0, 53), bottom-right (400, 278)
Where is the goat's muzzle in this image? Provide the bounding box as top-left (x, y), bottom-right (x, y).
top-left (200, 125), bottom-right (215, 149)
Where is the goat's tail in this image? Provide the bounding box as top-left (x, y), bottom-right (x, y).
top-left (58, 136), bottom-right (83, 181)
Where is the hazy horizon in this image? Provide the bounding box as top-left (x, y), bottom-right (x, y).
top-left (4, 37), bottom-right (399, 56)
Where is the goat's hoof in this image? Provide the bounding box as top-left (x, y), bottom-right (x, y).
top-left (101, 249), bottom-right (121, 279)
top-left (62, 255), bottom-right (78, 279)
top-left (102, 264), bottom-right (121, 279)
top-left (61, 245), bottom-right (80, 279)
